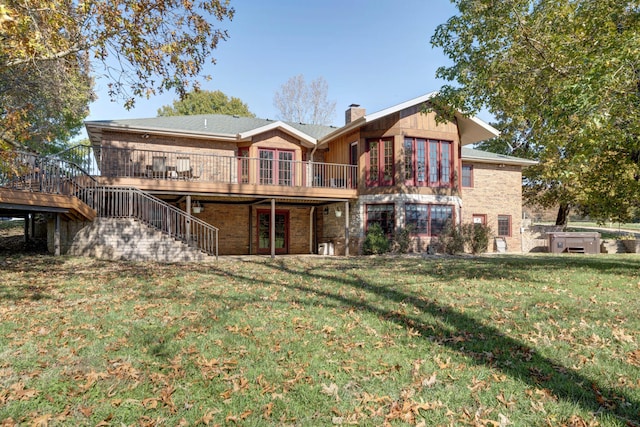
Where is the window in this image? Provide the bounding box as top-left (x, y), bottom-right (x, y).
top-left (405, 204), bottom-right (428, 234)
top-left (366, 204), bottom-right (395, 235)
top-left (404, 138), bottom-right (452, 187)
top-left (498, 215), bottom-right (511, 237)
top-left (405, 204), bottom-right (453, 236)
top-left (404, 137), bottom-right (427, 186)
top-left (238, 147), bottom-right (249, 184)
top-left (366, 138), bottom-right (394, 186)
top-left (472, 214), bottom-right (486, 225)
top-left (430, 205), bottom-right (453, 236)
top-left (462, 165), bottom-right (473, 187)
top-left (259, 149), bottom-right (294, 186)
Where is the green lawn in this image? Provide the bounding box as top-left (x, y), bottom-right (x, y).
top-left (1, 254), bottom-right (639, 426)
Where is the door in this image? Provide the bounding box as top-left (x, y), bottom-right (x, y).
top-left (238, 147), bottom-right (249, 184)
top-left (257, 210), bottom-right (289, 254)
top-left (259, 149), bottom-right (294, 186)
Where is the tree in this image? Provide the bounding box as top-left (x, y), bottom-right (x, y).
top-left (0, 54), bottom-right (94, 153)
top-left (273, 75), bottom-right (336, 125)
top-left (0, 0), bottom-right (234, 151)
top-left (158, 90), bottom-right (254, 117)
top-left (430, 0), bottom-right (640, 224)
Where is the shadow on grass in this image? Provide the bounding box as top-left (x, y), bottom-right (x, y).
top-left (207, 255), bottom-right (640, 425)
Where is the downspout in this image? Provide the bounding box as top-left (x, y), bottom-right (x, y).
top-left (309, 206), bottom-right (315, 253)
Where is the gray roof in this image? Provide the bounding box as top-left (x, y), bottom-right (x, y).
top-left (86, 114), bottom-right (338, 140)
top-left (462, 147), bottom-right (537, 166)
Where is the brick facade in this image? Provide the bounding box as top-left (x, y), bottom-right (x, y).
top-left (190, 203), bottom-right (314, 255)
top-left (460, 162), bottom-right (524, 252)
top-left (77, 94), bottom-right (532, 259)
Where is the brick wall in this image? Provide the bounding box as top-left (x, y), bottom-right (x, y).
top-left (60, 218), bottom-right (208, 262)
top-left (191, 203), bottom-right (314, 255)
top-left (461, 162), bottom-right (524, 252)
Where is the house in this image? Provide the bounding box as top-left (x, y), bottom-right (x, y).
top-left (0, 92), bottom-right (536, 259)
top-left (82, 92), bottom-right (537, 257)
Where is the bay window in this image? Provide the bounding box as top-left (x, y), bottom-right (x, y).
top-left (404, 137), bottom-right (453, 187)
top-left (405, 204), bottom-right (453, 236)
top-left (367, 138), bottom-right (394, 186)
top-left (366, 204), bottom-right (395, 235)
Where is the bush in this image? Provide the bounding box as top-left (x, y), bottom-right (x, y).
top-left (363, 223), bottom-right (390, 255)
top-left (435, 221), bottom-right (493, 255)
top-left (436, 221), bottom-right (466, 255)
top-left (391, 225), bottom-right (414, 254)
top-left (462, 223), bottom-right (492, 254)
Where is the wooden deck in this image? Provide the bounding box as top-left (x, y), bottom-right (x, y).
top-left (0, 188), bottom-right (96, 221)
top-left (95, 177), bottom-right (358, 201)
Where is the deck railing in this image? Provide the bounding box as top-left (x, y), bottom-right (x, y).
top-left (62, 145), bottom-right (358, 190)
top-left (0, 151), bottom-right (97, 196)
top-left (1, 150), bottom-right (218, 258)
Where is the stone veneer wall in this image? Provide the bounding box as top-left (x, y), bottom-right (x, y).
top-left (320, 195), bottom-right (462, 255)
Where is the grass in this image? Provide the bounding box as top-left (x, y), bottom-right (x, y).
top-left (0, 254), bottom-right (639, 426)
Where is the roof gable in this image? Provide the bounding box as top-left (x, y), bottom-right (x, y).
top-left (318, 92), bottom-right (499, 146)
top-left (84, 93), bottom-right (499, 147)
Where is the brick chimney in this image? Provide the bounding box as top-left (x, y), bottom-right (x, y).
top-left (345, 104), bottom-right (366, 124)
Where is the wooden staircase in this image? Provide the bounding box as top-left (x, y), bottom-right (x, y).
top-left (1, 150), bottom-right (219, 260)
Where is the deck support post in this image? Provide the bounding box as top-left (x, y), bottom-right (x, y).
top-left (344, 201), bottom-right (350, 256)
top-left (185, 195), bottom-right (191, 244)
top-left (54, 213), bottom-right (61, 256)
top-left (24, 214), bottom-right (29, 243)
top-left (271, 199), bottom-right (276, 258)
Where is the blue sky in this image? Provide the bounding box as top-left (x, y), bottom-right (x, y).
top-left (87, 0), bottom-right (460, 126)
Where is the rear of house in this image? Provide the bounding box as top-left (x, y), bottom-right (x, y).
top-left (1, 92), bottom-right (535, 259)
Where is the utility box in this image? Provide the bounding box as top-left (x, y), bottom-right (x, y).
top-left (547, 232), bottom-right (600, 254)
top-left (318, 242), bottom-right (334, 255)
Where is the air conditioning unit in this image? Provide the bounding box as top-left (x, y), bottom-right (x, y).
top-left (318, 242), bottom-right (334, 255)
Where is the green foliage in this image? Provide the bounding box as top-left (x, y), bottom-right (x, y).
top-left (0, 54), bottom-right (94, 152)
top-left (362, 223), bottom-right (390, 255)
top-left (1, 0), bottom-right (234, 149)
top-left (462, 223), bottom-right (493, 255)
top-left (157, 90), bottom-right (255, 117)
top-left (431, 0), bottom-right (640, 223)
top-left (391, 225), bottom-right (414, 254)
top-left (436, 221), bottom-right (493, 255)
top-left (436, 221), bottom-right (466, 255)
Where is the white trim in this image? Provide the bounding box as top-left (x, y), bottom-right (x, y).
top-left (364, 92), bottom-right (439, 123)
top-left (318, 91), bottom-right (499, 147)
top-left (237, 121), bottom-right (317, 147)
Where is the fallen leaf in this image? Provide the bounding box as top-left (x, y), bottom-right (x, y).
top-left (321, 383), bottom-right (340, 401)
top-left (422, 372), bottom-right (438, 388)
top-left (626, 349), bottom-right (640, 367)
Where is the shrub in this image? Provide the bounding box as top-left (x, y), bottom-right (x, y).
top-left (391, 225), bottom-right (414, 254)
top-left (463, 223), bottom-right (492, 254)
top-left (435, 221), bottom-right (493, 255)
top-left (363, 223), bottom-right (390, 255)
top-left (436, 221), bottom-right (466, 255)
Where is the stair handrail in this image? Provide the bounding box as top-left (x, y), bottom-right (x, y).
top-left (85, 186), bottom-right (219, 259)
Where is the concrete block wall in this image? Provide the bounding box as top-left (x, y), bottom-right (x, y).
top-left (64, 218), bottom-right (208, 262)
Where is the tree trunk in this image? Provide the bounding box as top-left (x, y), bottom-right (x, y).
top-left (555, 203), bottom-right (570, 227)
